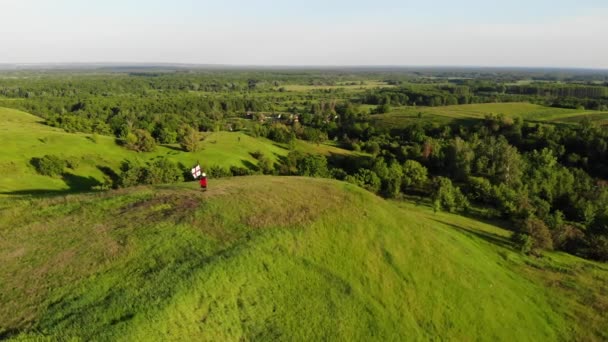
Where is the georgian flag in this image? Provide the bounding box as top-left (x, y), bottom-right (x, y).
top-left (191, 164), bottom-right (202, 179)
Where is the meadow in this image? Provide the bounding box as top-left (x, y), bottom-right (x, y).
top-left (0, 107), bottom-right (353, 194)
top-left (371, 102), bottom-right (608, 130)
top-left (1, 176), bottom-right (606, 340)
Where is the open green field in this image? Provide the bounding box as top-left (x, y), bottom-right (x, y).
top-left (0, 107), bottom-right (354, 194)
top-left (1, 176), bottom-right (606, 340)
top-left (371, 102), bottom-right (608, 130)
top-left (283, 81), bottom-right (394, 92)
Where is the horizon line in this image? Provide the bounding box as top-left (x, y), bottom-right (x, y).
top-left (1, 62), bottom-right (608, 72)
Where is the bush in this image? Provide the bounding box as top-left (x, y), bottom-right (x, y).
top-left (465, 176), bottom-right (493, 203)
top-left (140, 158), bottom-right (183, 184)
top-left (179, 126), bottom-right (201, 152)
top-left (432, 177), bottom-right (469, 213)
top-left (257, 155), bottom-right (274, 175)
top-left (402, 160), bottom-right (428, 189)
top-left (117, 160), bottom-right (145, 188)
top-left (65, 157), bottom-right (80, 170)
top-left (329, 168), bottom-right (348, 181)
top-left (230, 166), bottom-right (253, 176)
top-left (125, 129), bottom-right (156, 152)
top-left (345, 169), bottom-right (381, 193)
top-left (586, 235), bottom-right (608, 261)
top-left (117, 158), bottom-right (183, 187)
top-left (208, 165), bottom-right (232, 178)
top-left (365, 142), bottom-right (381, 156)
top-left (297, 154), bottom-right (328, 178)
top-left (513, 217), bottom-right (554, 255)
top-left (552, 223), bottom-right (584, 252)
top-left (32, 155), bottom-right (66, 177)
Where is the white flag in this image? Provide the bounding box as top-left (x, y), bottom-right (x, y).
top-left (191, 164), bottom-right (202, 179)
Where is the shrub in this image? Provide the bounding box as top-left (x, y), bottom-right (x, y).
top-left (65, 157), bottom-right (80, 170)
top-left (117, 158), bottom-right (183, 187)
top-left (32, 155), bottom-right (66, 177)
top-left (329, 168), bottom-right (348, 181)
top-left (208, 165), bottom-right (232, 178)
top-left (465, 176), bottom-right (493, 203)
top-left (230, 166), bottom-right (252, 176)
top-left (432, 177), bottom-right (469, 213)
top-left (402, 160), bottom-right (428, 189)
top-left (551, 224), bottom-right (584, 252)
top-left (179, 126), bottom-right (201, 152)
top-left (297, 154), bottom-right (328, 178)
top-left (140, 158), bottom-right (183, 184)
top-left (125, 129), bottom-right (156, 152)
top-left (513, 217), bottom-right (554, 255)
top-left (365, 142), bottom-right (381, 156)
top-left (345, 169), bottom-right (381, 193)
top-left (257, 155), bottom-right (274, 175)
top-left (586, 235), bottom-right (608, 261)
top-left (117, 160), bottom-right (145, 188)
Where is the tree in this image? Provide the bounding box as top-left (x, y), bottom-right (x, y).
top-left (446, 137), bottom-right (474, 181)
top-left (297, 154), bottom-right (328, 178)
top-left (383, 162), bottom-right (403, 198)
top-left (345, 169), bottom-right (381, 193)
top-left (179, 126), bottom-right (201, 152)
top-left (376, 103), bottom-right (391, 114)
top-left (432, 177), bottom-right (469, 213)
top-left (366, 142), bottom-right (381, 156)
top-left (125, 129), bottom-right (156, 152)
top-left (402, 160), bottom-right (428, 189)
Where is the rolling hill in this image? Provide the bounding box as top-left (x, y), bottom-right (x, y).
top-left (371, 102), bottom-right (608, 130)
top-left (1, 176), bottom-right (606, 340)
top-left (0, 107), bottom-right (354, 194)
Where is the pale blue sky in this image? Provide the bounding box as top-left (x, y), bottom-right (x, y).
top-left (1, 0), bottom-right (607, 67)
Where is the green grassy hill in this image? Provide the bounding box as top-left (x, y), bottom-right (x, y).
top-left (372, 102), bottom-right (608, 130)
top-left (0, 107), bottom-right (353, 194)
top-left (1, 177), bottom-right (606, 340)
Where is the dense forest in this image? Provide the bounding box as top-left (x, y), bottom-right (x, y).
top-left (1, 68), bottom-right (607, 261)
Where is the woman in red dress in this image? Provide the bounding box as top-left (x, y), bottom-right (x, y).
top-left (199, 172), bottom-right (208, 190)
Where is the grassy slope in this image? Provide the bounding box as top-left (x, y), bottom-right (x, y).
top-left (0, 107), bottom-right (352, 194)
top-left (1, 177), bottom-right (606, 341)
top-left (371, 102), bottom-right (608, 130)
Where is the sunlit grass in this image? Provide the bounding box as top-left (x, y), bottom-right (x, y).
top-left (1, 177), bottom-right (606, 340)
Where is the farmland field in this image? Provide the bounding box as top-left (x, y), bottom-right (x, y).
top-left (371, 102), bottom-right (608, 130)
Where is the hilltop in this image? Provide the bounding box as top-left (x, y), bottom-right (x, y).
top-left (1, 176), bottom-right (606, 340)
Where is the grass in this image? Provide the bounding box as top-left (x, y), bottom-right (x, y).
top-left (283, 81), bottom-right (394, 92)
top-left (1, 176), bottom-right (606, 340)
top-left (371, 102), bottom-right (608, 130)
top-left (0, 107), bottom-right (354, 194)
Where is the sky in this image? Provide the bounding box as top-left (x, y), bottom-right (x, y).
top-left (1, 0), bottom-right (607, 68)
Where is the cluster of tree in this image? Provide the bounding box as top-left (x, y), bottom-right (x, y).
top-left (354, 118), bottom-right (608, 261)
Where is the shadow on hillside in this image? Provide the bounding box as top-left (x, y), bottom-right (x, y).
top-left (0, 173), bottom-right (102, 197)
top-left (98, 165), bottom-right (120, 186)
top-left (161, 144), bottom-right (184, 152)
top-left (62, 173), bottom-right (102, 191)
top-left (430, 218), bottom-right (515, 251)
top-left (241, 159), bottom-right (259, 172)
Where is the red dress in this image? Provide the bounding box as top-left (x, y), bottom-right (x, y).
top-left (200, 177), bottom-right (207, 188)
